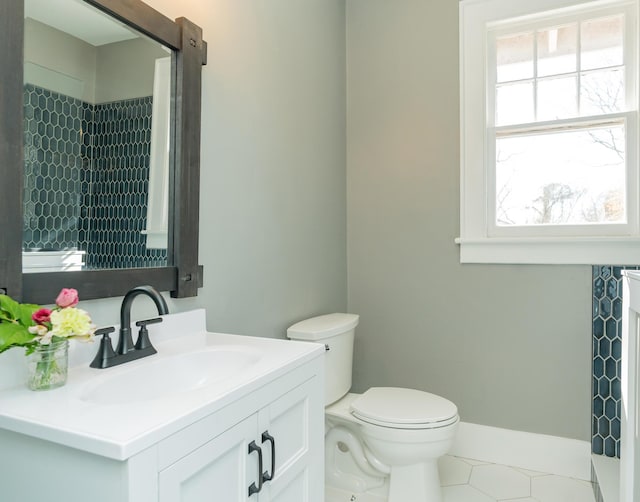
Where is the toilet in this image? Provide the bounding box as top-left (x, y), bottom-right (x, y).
top-left (287, 313), bottom-right (459, 502)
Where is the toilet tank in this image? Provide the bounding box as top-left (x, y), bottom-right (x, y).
top-left (287, 313), bottom-right (359, 406)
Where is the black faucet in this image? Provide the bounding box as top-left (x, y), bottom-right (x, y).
top-left (90, 285), bottom-right (169, 369)
top-left (117, 285), bottom-right (169, 355)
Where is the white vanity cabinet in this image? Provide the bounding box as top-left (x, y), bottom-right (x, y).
top-left (0, 342), bottom-right (324, 502)
top-left (159, 377), bottom-right (318, 501)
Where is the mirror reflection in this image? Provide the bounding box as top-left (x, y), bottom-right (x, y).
top-left (22, 0), bottom-right (171, 273)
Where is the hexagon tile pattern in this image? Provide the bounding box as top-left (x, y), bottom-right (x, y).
top-left (436, 456), bottom-right (595, 502)
top-left (23, 84), bottom-right (166, 269)
top-left (82, 97), bottom-right (167, 269)
top-left (592, 265), bottom-right (637, 458)
top-left (23, 84), bottom-right (84, 250)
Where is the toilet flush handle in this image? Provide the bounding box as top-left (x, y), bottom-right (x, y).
top-left (325, 344), bottom-right (330, 351)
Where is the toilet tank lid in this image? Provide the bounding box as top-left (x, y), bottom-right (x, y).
top-left (287, 313), bottom-right (360, 341)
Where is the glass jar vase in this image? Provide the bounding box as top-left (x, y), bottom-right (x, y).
top-left (26, 339), bottom-right (69, 391)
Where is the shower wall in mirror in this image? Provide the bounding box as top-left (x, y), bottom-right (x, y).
top-left (23, 2), bottom-right (171, 272)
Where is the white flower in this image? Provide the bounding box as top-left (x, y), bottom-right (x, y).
top-left (29, 324), bottom-right (53, 345)
top-left (49, 308), bottom-right (95, 340)
top-left (28, 324), bottom-right (49, 337)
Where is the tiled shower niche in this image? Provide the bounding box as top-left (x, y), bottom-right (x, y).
top-left (591, 265), bottom-right (637, 458)
top-left (23, 84), bottom-right (167, 269)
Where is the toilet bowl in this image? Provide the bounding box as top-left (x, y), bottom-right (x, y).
top-left (287, 314), bottom-right (459, 502)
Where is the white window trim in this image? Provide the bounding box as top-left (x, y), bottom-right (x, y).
top-left (458, 0), bottom-right (640, 264)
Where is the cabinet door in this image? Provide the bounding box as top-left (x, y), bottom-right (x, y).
top-left (159, 415), bottom-right (259, 502)
top-left (159, 374), bottom-right (323, 502)
top-left (259, 378), bottom-right (323, 502)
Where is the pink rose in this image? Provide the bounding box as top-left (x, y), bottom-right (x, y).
top-left (56, 288), bottom-right (79, 308)
top-left (32, 308), bottom-right (52, 324)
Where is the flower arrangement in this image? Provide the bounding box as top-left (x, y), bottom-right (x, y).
top-left (0, 289), bottom-right (95, 390)
top-left (0, 288), bottom-right (95, 354)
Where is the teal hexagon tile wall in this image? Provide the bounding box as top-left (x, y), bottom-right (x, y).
top-left (592, 265), bottom-right (638, 458)
top-left (82, 97), bottom-right (166, 269)
top-left (23, 84), bottom-right (83, 250)
top-left (23, 84), bottom-right (167, 269)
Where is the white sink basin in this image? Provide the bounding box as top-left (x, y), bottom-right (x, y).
top-left (80, 347), bottom-right (261, 405)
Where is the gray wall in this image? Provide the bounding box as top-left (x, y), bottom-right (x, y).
top-left (24, 18), bottom-right (96, 102)
top-left (95, 38), bottom-right (169, 103)
top-left (346, 0), bottom-right (592, 441)
top-left (80, 0), bottom-right (348, 339)
top-left (25, 18), bottom-right (170, 103)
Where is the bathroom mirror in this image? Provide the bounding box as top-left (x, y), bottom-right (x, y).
top-left (23, 0), bottom-right (171, 273)
top-left (0, 0), bottom-right (206, 303)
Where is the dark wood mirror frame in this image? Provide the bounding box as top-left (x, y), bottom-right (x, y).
top-left (0, 0), bottom-right (206, 303)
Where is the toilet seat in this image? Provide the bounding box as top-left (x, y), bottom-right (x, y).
top-left (350, 387), bottom-right (458, 429)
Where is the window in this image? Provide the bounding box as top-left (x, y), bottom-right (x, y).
top-left (459, 0), bottom-right (640, 264)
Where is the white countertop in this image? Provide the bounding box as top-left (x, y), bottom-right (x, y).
top-left (0, 309), bottom-right (323, 460)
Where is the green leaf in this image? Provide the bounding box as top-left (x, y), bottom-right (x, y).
top-left (0, 295), bottom-right (21, 322)
top-left (0, 295), bottom-right (40, 327)
top-left (0, 323), bottom-right (34, 353)
top-left (16, 303), bottom-right (39, 328)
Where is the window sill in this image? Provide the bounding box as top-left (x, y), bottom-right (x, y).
top-left (455, 236), bottom-right (640, 265)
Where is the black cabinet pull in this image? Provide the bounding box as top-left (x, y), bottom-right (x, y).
top-left (261, 431), bottom-right (276, 482)
top-left (248, 440), bottom-right (263, 496)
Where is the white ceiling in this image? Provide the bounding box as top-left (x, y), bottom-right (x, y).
top-left (24, 0), bottom-right (138, 46)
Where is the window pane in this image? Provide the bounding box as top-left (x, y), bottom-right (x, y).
top-left (538, 76), bottom-right (577, 120)
top-left (496, 32), bottom-right (534, 82)
top-left (496, 126), bottom-right (626, 226)
top-left (580, 68), bottom-right (624, 115)
top-left (496, 82), bottom-right (534, 126)
top-left (537, 24), bottom-right (577, 77)
top-left (581, 16), bottom-right (623, 71)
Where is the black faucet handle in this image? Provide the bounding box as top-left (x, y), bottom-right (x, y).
top-left (134, 317), bottom-right (161, 352)
top-left (90, 326), bottom-right (117, 368)
top-left (135, 317), bottom-right (163, 328)
top-left (95, 326), bottom-right (116, 337)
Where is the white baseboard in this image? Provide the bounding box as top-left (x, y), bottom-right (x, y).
top-left (450, 421), bottom-right (592, 481)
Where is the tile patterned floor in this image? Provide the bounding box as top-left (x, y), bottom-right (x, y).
top-left (325, 456), bottom-right (596, 502)
top-left (439, 456), bottom-right (596, 502)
